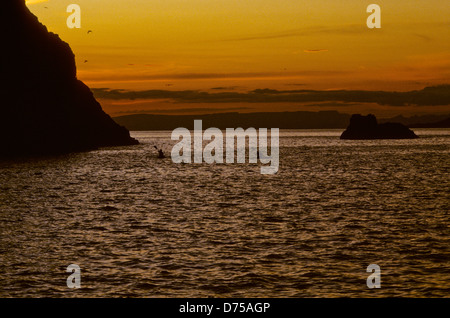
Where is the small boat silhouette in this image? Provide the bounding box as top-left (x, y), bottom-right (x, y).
top-left (153, 146), bottom-right (166, 159)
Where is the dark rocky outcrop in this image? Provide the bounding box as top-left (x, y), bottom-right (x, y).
top-left (340, 114), bottom-right (418, 139)
top-left (0, 0), bottom-right (138, 156)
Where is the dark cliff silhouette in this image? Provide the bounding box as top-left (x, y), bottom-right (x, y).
top-left (0, 0), bottom-right (138, 156)
top-left (340, 114), bottom-right (418, 139)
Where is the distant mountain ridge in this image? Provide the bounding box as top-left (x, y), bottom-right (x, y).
top-left (113, 111), bottom-right (450, 130)
top-left (408, 117), bottom-right (450, 128)
top-left (379, 114), bottom-right (450, 127)
top-left (113, 111), bottom-right (351, 130)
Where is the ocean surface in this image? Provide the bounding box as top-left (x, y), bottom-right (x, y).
top-left (0, 129), bottom-right (449, 298)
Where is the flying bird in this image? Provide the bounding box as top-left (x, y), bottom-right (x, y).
top-left (87, 30), bottom-right (93, 34)
top-left (84, 60), bottom-right (88, 63)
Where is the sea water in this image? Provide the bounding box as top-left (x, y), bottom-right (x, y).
top-left (0, 129), bottom-right (449, 297)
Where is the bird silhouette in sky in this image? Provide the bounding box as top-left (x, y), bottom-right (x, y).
top-left (84, 60), bottom-right (88, 63)
top-left (87, 30), bottom-right (93, 34)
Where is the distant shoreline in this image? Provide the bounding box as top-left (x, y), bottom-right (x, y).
top-left (113, 111), bottom-right (450, 131)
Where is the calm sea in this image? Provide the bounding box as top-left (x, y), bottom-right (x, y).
top-left (0, 129), bottom-right (449, 297)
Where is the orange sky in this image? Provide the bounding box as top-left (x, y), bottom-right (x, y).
top-left (27, 0), bottom-right (450, 117)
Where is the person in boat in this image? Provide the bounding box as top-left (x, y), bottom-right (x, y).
top-left (154, 146), bottom-right (166, 158)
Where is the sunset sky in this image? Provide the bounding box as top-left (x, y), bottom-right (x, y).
top-left (26, 0), bottom-right (450, 116)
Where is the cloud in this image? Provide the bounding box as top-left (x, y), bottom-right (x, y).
top-left (285, 83), bottom-right (308, 87)
top-left (79, 68), bottom-right (351, 85)
top-left (220, 24), bottom-right (365, 42)
top-left (81, 70), bottom-right (328, 83)
top-left (303, 102), bottom-right (361, 107)
top-left (113, 107), bottom-right (251, 115)
top-left (412, 33), bottom-right (432, 42)
top-left (304, 49), bottom-right (329, 53)
top-left (211, 86), bottom-right (241, 90)
top-left (92, 85), bottom-right (450, 107)
top-left (25, 0), bottom-right (48, 5)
